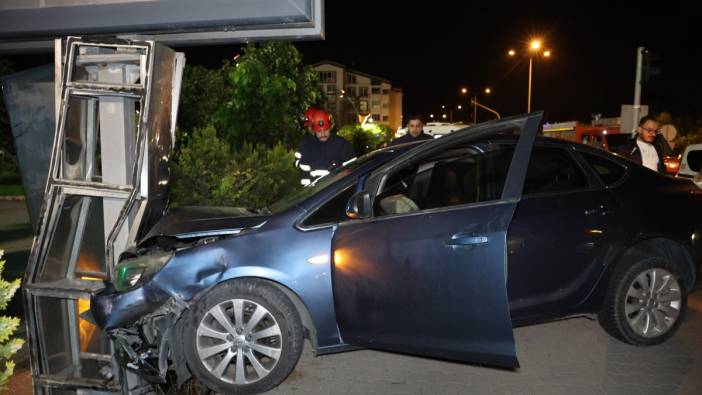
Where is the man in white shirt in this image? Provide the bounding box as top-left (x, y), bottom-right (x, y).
top-left (615, 115), bottom-right (672, 173)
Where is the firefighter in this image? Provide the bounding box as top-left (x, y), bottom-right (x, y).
top-left (295, 108), bottom-right (356, 186)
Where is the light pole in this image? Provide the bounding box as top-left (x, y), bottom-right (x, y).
top-left (461, 87), bottom-right (493, 124)
top-left (509, 39), bottom-right (551, 113)
top-left (339, 90), bottom-right (360, 123)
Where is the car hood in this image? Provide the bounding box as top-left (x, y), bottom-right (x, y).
top-left (138, 206), bottom-right (268, 244)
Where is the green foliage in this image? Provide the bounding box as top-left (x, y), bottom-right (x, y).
top-left (171, 125), bottom-right (301, 208)
top-left (0, 185), bottom-right (23, 197)
top-left (337, 124), bottom-right (392, 156)
top-left (226, 142), bottom-right (301, 209)
top-left (0, 250), bottom-right (24, 390)
top-left (178, 63), bottom-right (232, 135)
top-left (213, 42), bottom-right (324, 149)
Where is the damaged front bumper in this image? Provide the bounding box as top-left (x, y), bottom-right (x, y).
top-left (91, 278), bottom-right (191, 385)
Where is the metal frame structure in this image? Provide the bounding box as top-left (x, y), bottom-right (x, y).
top-left (0, 0), bottom-right (324, 53)
top-left (22, 37), bottom-right (184, 394)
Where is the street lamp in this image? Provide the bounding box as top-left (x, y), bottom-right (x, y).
top-left (509, 39), bottom-right (551, 112)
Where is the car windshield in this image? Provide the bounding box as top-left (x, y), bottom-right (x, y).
top-left (267, 149), bottom-right (397, 214)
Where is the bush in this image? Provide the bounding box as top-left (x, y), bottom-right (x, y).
top-left (0, 250), bottom-right (24, 390)
top-left (337, 124), bottom-right (392, 156)
top-left (0, 151), bottom-right (20, 185)
top-left (171, 125), bottom-right (301, 209)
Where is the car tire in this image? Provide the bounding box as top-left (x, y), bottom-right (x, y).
top-left (181, 279), bottom-right (304, 394)
top-left (598, 257), bottom-right (687, 345)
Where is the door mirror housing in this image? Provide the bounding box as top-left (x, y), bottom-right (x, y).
top-left (346, 191), bottom-right (371, 219)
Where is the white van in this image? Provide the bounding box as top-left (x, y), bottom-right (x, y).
top-left (395, 122), bottom-right (469, 139)
top-left (677, 143), bottom-right (702, 187)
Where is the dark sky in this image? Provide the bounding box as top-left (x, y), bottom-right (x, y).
top-left (181, 1), bottom-right (701, 124)
top-left (6, 1), bottom-right (700, 124)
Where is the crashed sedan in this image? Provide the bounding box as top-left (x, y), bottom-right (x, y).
top-left (91, 113), bottom-right (702, 394)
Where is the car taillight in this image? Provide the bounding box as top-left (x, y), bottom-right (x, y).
top-left (664, 156), bottom-right (680, 174)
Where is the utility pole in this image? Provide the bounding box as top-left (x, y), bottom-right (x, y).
top-left (472, 95), bottom-right (477, 125)
top-left (632, 46), bottom-right (645, 134)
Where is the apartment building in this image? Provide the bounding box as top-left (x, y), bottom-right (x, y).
top-left (313, 61), bottom-right (403, 130)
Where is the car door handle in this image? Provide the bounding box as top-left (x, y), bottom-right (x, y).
top-left (584, 205), bottom-right (616, 217)
top-left (445, 233), bottom-right (489, 248)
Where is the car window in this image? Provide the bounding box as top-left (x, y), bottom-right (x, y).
top-left (301, 184), bottom-right (356, 227)
top-left (268, 150), bottom-right (390, 214)
top-left (688, 150), bottom-right (702, 173)
top-left (605, 134), bottom-right (629, 152)
top-left (523, 146), bottom-right (589, 195)
top-left (581, 152), bottom-right (627, 186)
top-left (374, 140), bottom-right (515, 216)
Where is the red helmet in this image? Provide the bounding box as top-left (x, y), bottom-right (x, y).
top-left (302, 107), bottom-right (317, 128)
top-left (309, 108), bottom-right (332, 132)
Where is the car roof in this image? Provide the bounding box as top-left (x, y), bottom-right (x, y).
top-left (683, 143), bottom-right (702, 153)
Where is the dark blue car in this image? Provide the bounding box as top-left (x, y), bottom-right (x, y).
top-left (91, 113), bottom-right (702, 394)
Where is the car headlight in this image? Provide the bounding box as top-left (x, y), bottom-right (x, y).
top-left (112, 250), bottom-right (174, 291)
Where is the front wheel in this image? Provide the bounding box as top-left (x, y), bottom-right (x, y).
top-left (598, 258), bottom-right (687, 345)
top-left (182, 279), bottom-right (304, 394)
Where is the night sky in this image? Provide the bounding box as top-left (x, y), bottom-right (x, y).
top-left (6, 1), bottom-right (700, 125)
top-left (180, 1), bottom-right (701, 124)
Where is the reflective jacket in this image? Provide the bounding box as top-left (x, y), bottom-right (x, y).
top-left (295, 134), bottom-right (356, 185)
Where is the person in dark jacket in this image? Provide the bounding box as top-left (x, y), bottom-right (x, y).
top-left (389, 114), bottom-right (433, 146)
top-left (295, 108), bottom-right (356, 186)
top-left (615, 115), bottom-right (672, 173)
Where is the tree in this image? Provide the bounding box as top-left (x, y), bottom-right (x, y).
top-left (170, 125), bottom-right (301, 208)
top-left (0, 58), bottom-right (16, 156)
top-left (177, 63), bottom-right (232, 135)
top-left (170, 125), bottom-right (236, 207)
top-left (337, 123), bottom-right (393, 156)
top-left (0, 250), bottom-right (23, 390)
top-left (214, 42), bottom-right (324, 149)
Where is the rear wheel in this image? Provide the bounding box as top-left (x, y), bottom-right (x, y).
top-left (599, 258), bottom-right (687, 345)
top-left (182, 279), bottom-right (304, 394)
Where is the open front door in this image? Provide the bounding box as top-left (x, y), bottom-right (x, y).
top-left (332, 113), bottom-right (542, 367)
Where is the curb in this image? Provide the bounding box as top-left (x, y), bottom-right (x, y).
top-left (0, 195), bottom-right (25, 201)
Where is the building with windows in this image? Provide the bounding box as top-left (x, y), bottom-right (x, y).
top-left (312, 61), bottom-right (403, 130)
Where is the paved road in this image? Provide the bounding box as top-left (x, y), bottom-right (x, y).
top-left (270, 292), bottom-right (702, 394)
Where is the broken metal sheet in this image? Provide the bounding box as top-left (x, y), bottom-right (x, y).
top-left (15, 37), bottom-right (185, 393)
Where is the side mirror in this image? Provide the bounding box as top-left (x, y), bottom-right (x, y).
top-left (346, 191), bottom-right (372, 220)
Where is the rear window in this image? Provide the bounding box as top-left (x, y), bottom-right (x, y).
top-left (687, 150), bottom-right (702, 173)
top-left (605, 134), bottom-right (630, 152)
top-left (523, 146), bottom-right (589, 195)
top-left (581, 152), bottom-right (627, 186)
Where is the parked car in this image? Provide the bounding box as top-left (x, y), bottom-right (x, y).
top-left (678, 143), bottom-right (702, 188)
top-left (91, 113), bottom-right (702, 394)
